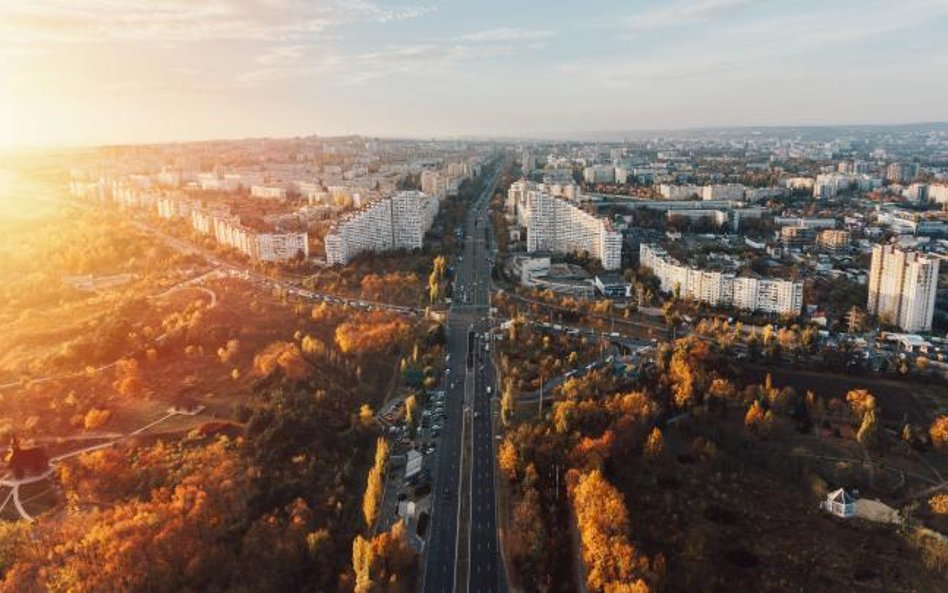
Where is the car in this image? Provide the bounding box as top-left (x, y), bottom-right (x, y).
top-left (442, 487), bottom-right (451, 500)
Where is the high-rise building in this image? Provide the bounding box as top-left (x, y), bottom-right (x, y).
top-left (524, 192), bottom-right (622, 270)
top-left (885, 162), bottom-right (919, 184)
top-left (521, 149), bottom-right (536, 173)
top-left (324, 190), bottom-right (438, 265)
top-left (867, 245), bottom-right (939, 332)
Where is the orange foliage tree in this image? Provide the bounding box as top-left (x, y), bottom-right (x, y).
top-left (253, 341), bottom-right (312, 380)
top-left (335, 312), bottom-right (411, 355)
top-left (569, 469), bottom-right (653, 593)
top-left (930, 416), bottom-right (948, 449)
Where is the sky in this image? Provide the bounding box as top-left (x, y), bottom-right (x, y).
top-left (1, 0), bottom-right (948, 148)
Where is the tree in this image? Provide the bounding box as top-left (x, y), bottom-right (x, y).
top-left (643, 427), bottom-right (664, 460)
top-left (930, 416), bottom-right (948, 449)
top-left (569, 469), bottom-right (653, 592)
top-left (405, 394), bottom-right (419, 438)
top-left (217, 339), bottom-right (240, 364)
top-left (498, 438), bottom-right (518, 481)
top-left (930, 494), bottom-right (948, 515)
top-left (744, 400), bottom-right (775, 438)
top-left (362, 437), bottom-right (390, 529)
top-left (83, 408), bottom-right (112, 431)
top-left (857, 408), bottom-right (880, 449)
top-left (113, 358), bottom-right (146, 398)
top-left (352, 535), bottom-right (375, 593)
top-left (253, 341), bottom-right (312, 380)
top-left (501, 381), bottom-right (516, 427)
top-left (359, 404), bottom-right (375, 427)
top-left (846, 389), bottom-right (876, 419)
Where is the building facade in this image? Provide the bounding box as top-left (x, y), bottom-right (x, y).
top-left (640, 244), bottom-right (803, 315)
top-left (324, 191), bottom-right (438, 265)
top-left (867, 245), bottom-right (939, 332)
top-left (524, 192), bottom-right (622, 270)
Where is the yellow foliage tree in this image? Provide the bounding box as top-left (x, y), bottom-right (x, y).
top-left (643, 427), bottom-right (664, 460)
top-left (83, 408), bottom-right (112, 431)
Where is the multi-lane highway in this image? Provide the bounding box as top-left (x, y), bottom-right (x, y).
top-left (422, 160), bottom-right (505, 593)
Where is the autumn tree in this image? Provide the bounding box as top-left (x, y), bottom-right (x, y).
top-left (362, 437), bottom-right (390, 529)
top-left (405, 394), bottom-right (419, 438)
top-left (335, 312), bottom-right (411, 355)
top-left (857, 408), bottom-right (880, 449)
top-left (846, 389), bottom-right (876, 419)
top-left (501, 381), bottom-right (516, 427)
top-left (570, 469), bottom-right (653, 593)
top-left (83, 408), bottom-right (112, 431)
top-left (643, 427), bottom-right (664, 460)
top-left (498, 438), bottom-right (519, 481)
top-left (113, 357), bottom-right (146, 398)
top-left (744, 400), bottom-right (775, 438)
top-left (930, 416), bottom-right (948, 449)
top-left (216, 338), bottom-right (240, 364)
top-left (352, 535), bottom-right (375, 593)
top-left (253, 341), bottom-right (312, 380)
top-left (930, 494), bottom-right (948, 515)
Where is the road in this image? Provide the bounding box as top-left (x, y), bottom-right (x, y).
top-left (422, 160), bottom-right (505, 593)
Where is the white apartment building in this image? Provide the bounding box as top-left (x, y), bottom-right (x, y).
top-left (324, 191), bottom-right (438, 265)
top-left (508, 179), bottom-right (582, 219)
top-left (867, 245), bottom-right (940, 332)
top-left (930, 183), bottom-right (948, 204)
top-left (256, 232), bottom-right (308, 261)
top-left (640, 244), bottom-right (803, 315)
top-left (813, 173), bottom-right (882, 198)
top-left (251, 185), bottom-right (287, 200)
top-left (524, 192), bottom-right (622, 270)
top-left (702, 184), bottom-right (745, 201)
top-left (190, 210), bottom-right (308, 262)
top-left (583, 165), bottom-right (615, 184)
top-left (658, 185), bottom-right (700, 200)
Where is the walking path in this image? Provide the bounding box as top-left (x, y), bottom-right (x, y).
top-left (0, 406), bottom-right (203, 521)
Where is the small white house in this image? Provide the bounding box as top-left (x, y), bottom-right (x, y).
top-left (821, 488), bottom-right (856, 518)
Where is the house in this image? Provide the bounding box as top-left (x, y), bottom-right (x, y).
top-left (5, 436), bottom-right (49, 479)
top-left (821, 488), bottom-right (856, 518)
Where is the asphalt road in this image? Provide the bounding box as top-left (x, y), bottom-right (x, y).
top-left (422, 162), bottom-right (504, 593)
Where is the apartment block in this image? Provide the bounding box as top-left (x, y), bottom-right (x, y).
top-left (524, 192), bottom-right (622, 270)
top-left (817, 229), bottom-right (851, 252)
top-left (251, 185), bottom-right (288, 200)
top-left (640, 244), bottom-right (803, 315)
top-left (867, 245), bottom-right (939, 332)
top-left (324, 190), bottom-right (438, 265)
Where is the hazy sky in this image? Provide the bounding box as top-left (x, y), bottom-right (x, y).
top-left (2, 0), bottom-right (947, 147)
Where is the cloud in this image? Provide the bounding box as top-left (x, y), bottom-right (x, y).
top-left (461, 27), bottom-right (554, 43)
top-left (624, 0), bottom-right (756, 32)
top-left (0, 0), bottom-right (434, 45)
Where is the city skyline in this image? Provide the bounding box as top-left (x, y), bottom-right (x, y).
top-left (3, 0), bottom-right (948, 148)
